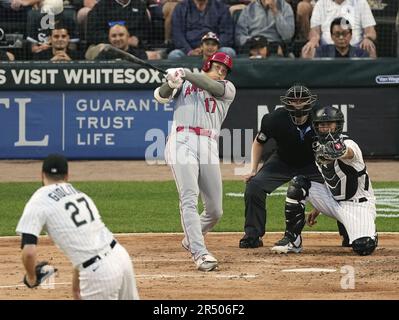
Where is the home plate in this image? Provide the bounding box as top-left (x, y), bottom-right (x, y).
top-left (282, 268), bottom-right (337, 273)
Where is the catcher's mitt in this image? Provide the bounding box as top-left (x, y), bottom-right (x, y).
top-left (23, 261), bottom-right (57, 289)
top-left (315, 139), bottom-right (347, 165)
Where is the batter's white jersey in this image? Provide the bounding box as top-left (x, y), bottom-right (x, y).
top-left (308, 138), bottom-right (377, 243)
top-left (172, 79), bottom-right (236, 133)
top-left (16, 182), bottom-right (139, 300)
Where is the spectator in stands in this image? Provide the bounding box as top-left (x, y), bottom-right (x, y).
top-left (26, 4), bottom-right (79, 54)
top-left (168, 0), bottom-right (235, 59)
top-left (286, 0), bottom-right (316, 40)
top-left (301, 0), bottom-right (377, 58)
top-left (248, 35), bottom-right (269, 58)
top-left (77, 0), bottom-right (98, 40)
top-left (33, 26), bottom-right (78, 60)
top-left (0, 49), bottom-right (15, 60)
top-left (200, 31), bottom-right (220, 61)
top-left (0, 0), bottom-right (29, 50)
top-left (227, 0), bottom-right (252, 17)
top-left (304, 17), bottom-right (368, 58)
top-left (235, 0), bottom-right (295, 56)
top-left (86, 0), bottom-right (151, 49)
top-left (162, 0), bottom-right (182, 44)
top-left (85, 23), bottom-right (161, 60)
top-left (396, 7), bottom-right (399, 57)
top-left (1, 0), bottom-right (23, 10)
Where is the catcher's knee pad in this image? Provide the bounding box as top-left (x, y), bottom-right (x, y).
top-left (352, 236), bottom-right (377, 256)
top-left (286, 175), bottom-right (311, 201)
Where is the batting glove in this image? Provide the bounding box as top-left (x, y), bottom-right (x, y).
top-left (166, 68), bottom-right (185, 81)
top-left (167, 78), bottom-right (183, 89)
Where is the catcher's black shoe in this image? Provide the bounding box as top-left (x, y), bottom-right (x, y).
top-left (341, 237), bottom-right (351, 247)
top-left (239, 236), bottom-right (263, 248)
top-left (274, 235), bottom-right (290, 246)
top-left (337, 221), bottom-right (351, 247)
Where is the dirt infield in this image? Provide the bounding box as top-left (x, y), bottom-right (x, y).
top-left (0, 160), bottom-right (398, 300)
top-left (0, 160), bottom-right (398, 182)
top-left (0, 232), bottom-right (398, 300)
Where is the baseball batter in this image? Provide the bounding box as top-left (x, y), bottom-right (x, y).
top-left (16, 154), bottom-right (139, 299)
top-left (154, 52), bottom-right (236, 271)
top-left (272, 106), bottom-right (377, 256)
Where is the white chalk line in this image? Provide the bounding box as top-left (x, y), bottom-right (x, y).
top-left (226, 187), bottom-right (399, 218)
top-left (1, 231), bottom-right (399, 240)
top-left (281, 268), bottom-right (337, 273)
top-left (133, 258), bottom-right (270, 263)
top-left (0, 273), bottom-right (258, 289)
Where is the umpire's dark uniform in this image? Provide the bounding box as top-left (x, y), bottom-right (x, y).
top-left (240, 108), bottom-right (324, 247)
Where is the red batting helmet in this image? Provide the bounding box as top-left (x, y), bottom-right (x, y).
top-left (202, 52), bottom-right (233, 73)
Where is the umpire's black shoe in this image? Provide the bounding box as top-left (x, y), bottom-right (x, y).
top-left (239, 236), bottom-right (263, 248)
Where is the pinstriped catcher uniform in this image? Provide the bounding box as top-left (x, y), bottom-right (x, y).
top-left (16, 180), bottom-right (139, 300)
top-left (310, 138), bottom-right (377, 243)
top-left (272, 105), bottom-right (377, 256)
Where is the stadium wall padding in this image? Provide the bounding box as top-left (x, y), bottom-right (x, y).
top-left (0, 59), bottom-right (398, 159)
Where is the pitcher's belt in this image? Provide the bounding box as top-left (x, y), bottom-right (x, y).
top-left (82, 239), bottom-right (117, 269)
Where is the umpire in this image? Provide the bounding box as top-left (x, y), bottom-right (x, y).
top-left (239, 84), bottom-right (324, 248)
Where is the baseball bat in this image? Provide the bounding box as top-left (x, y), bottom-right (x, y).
top-left (103, 44), bottom-right (167, 75)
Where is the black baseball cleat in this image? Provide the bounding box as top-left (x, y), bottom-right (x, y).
top-left (337, 221), bottom-right (351, 247)
top-left (341, 237), bottom-right (351, 247)
top-left (274, 236), bottom-right (290, 246)
top-left (271, 235), bottom-right (303, 254)
top-left (239, 236), bottom-right (263, 248)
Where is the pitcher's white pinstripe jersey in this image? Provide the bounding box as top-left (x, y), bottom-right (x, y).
top-left (16, 183), bottom-right (114, 267)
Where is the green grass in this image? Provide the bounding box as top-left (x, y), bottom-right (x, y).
top-left (0, 181), bottom-right (398, 236)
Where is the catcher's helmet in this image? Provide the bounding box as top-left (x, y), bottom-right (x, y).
top-left (280, 84), bottom-right (317, 125)
top-left (202, 52), bottom-right (233, 73)
top-left (312, 105), bottom-right (345, 143)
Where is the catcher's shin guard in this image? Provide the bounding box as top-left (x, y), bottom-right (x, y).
top-left (283, 176), bottom-right (310, 241)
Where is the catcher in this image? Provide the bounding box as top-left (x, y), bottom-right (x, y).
top-left (16, 154), bottom-right (139, 299)
top-left (272, 105), bottom-right (378, 256)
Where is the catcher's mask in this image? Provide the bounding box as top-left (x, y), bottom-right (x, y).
top-left (280, 84), bottom-right (317, 125)
top-left (312, 105), bottom-right (345, 143)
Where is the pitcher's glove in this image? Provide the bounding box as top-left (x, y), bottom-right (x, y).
top-left (23, 261), bottom-right (57, 289)
top-left (315, 139), bottom-right (347, 164)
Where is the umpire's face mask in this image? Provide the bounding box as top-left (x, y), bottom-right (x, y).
top-left (285, 100), bottom-right (313, 125)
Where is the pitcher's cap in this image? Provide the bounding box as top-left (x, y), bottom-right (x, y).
top-left (42, 154), bottom-right (68, 175)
